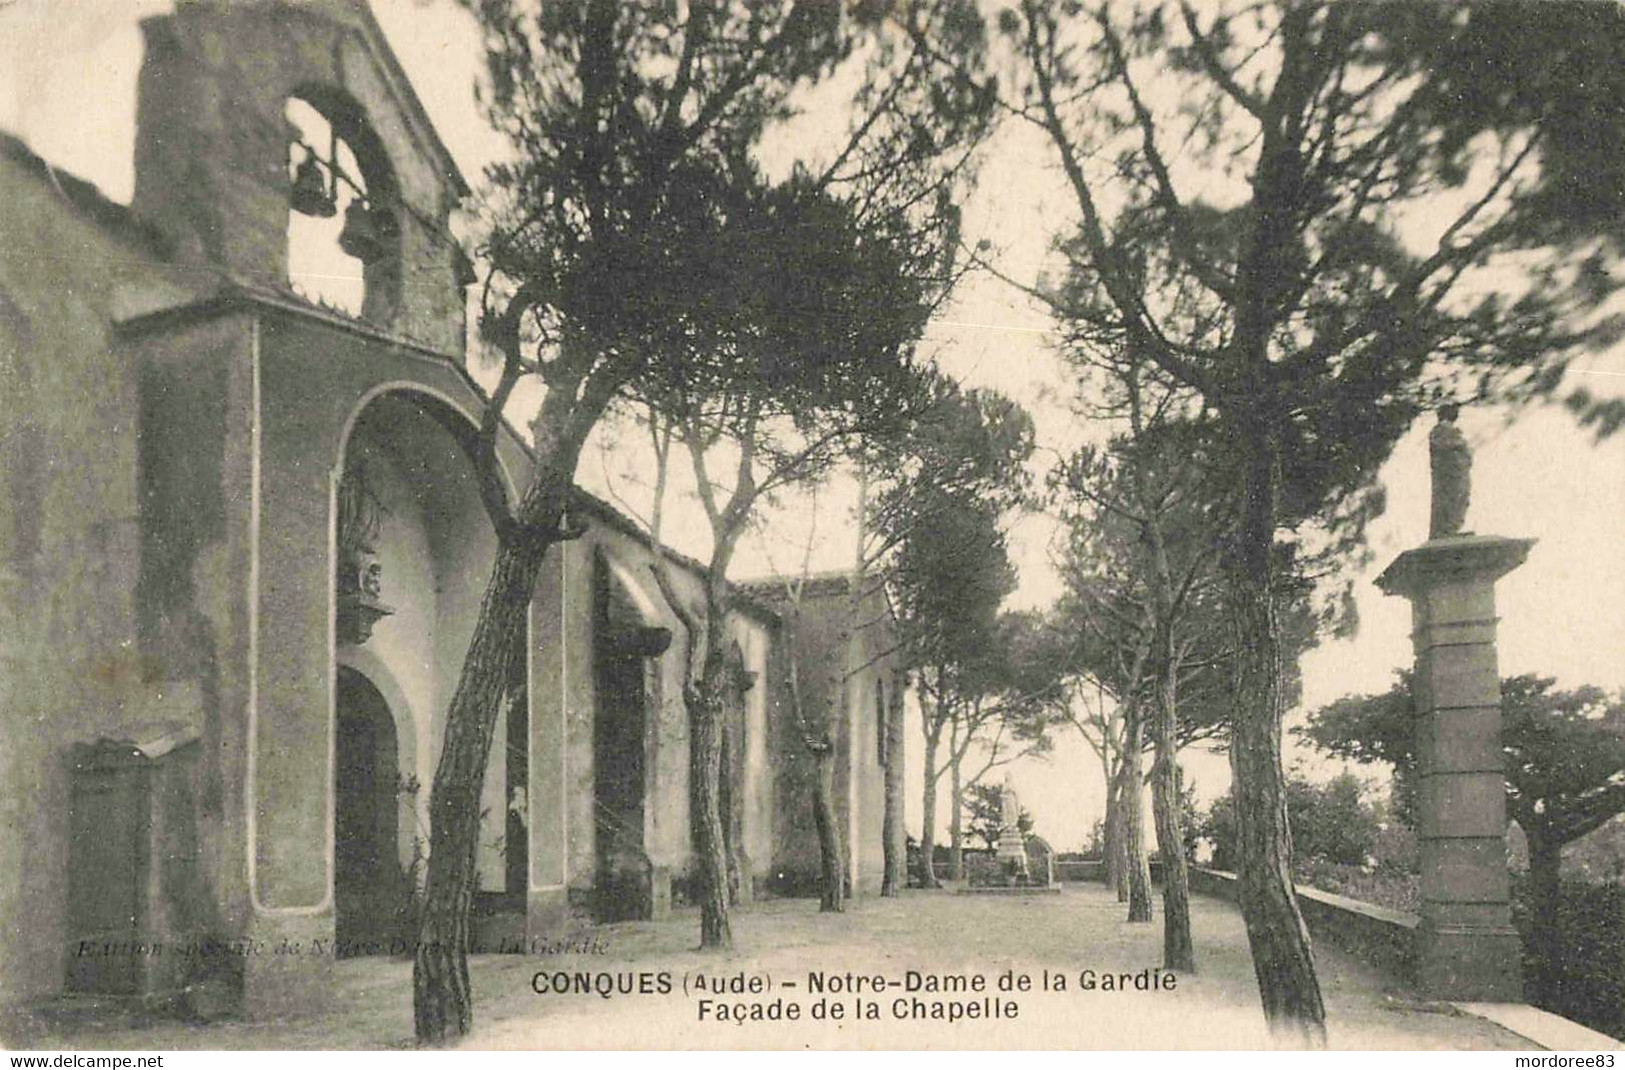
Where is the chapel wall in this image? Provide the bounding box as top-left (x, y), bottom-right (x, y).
top-left (0, 156), bottom-right (163, 1003)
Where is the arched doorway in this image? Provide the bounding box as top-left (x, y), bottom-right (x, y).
top-left (591, 550), bottom-right (672, 921)
top-left (593, 641), bottom-right (648, 920)
top-left (334, 667), bottom-right (403, 955)
top-left (333, 389), bottom-right (527, 948)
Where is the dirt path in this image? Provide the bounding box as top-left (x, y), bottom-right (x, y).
top-left (5, 885), bottom-right (1535, 1050)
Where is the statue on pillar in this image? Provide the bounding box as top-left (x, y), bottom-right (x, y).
top-left (1429, 403), bottom-right (1472, 538)
top-left (1000, 777), bottom-right (1020, 832)
top-left (995, 776), bottom-right (1029, 881)
top-left (1376, 407), bottom-right (1533, 1000)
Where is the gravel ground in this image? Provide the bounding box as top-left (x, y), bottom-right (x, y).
top-left (4, 883), bottom-right (1536, 1051)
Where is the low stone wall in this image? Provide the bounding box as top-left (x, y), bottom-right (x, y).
top-left (1052, 862), bottom-right (1418, 983)
top-left (1056, 860), bottom-right (1104, 883)
top-left (1188, 868), bottom-right (1418, 983)
top-left (1056, 859), bottom-right (1168, 884)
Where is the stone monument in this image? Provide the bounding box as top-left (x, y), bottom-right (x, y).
top-left (1429, 403), bottom-right (1472, 538)
top-left (995, 777), bottom-right (1029, 881)
top-left (1376, 405), bottom-right (1530, 1000)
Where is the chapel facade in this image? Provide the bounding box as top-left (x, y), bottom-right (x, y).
top-left (0, 0), bottom-right (898, 1015)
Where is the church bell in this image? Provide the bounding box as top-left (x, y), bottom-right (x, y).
top-left (338, 199), bottom-right (390, 263)
top-left (289, 155), bottom-right (337, 218)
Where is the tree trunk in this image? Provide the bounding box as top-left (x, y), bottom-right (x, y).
top-left (687, 668), bottom-right (733, 947)
top-left (1105, 769), bottom-right (1127, 900)
top-left (880, 673), bottom-right (906, 897)
top-left (1105, 754), bottom-right (1131, 897)
top-left (1121, 708), bottom-right (1153, 924)
top-left (1226, 425), bottom-right (1326, 1044)
top-left (649, 526), bottom-right (739, 952)
top-left (918, 728), bottom-right (942, 888)
top-left (1100, 714), bottom-right (1128, 900)
top-left (814, 742), bottom-right (845, 912)
top-left (414, 530), bottom-right (552, 1043)
top-left (948, 752), bottom-right (964, 881)
top-left (1525, 829), bottom-right (1563, 1003)
top-left (780, 602), bottom-right (847, 911)
top-left (1230, 627), bottom-right (1326, 1042)
top-left (720, 722), bottom-right (743, 907)
top-left (1151, 674), bottom-right (1195, 972)
top-left (838, 463), bottom-right (867, 905)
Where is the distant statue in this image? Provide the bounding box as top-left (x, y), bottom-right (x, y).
top-left (1429, 404), bottom-right (1472, 538)
top-left (996, 776), bottom-right (1028, 879)
top-left (1000, 776), bottom-right (1020, 832)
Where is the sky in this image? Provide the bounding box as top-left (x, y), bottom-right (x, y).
top-left (6, 0), bottom-right (1621, 854)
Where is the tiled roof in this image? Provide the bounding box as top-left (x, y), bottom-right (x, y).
top-left (739, 570), bottom-right (861, 600)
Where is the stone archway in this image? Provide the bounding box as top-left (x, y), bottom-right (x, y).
top-left (332, 387), bottom-right (528, 944)
top-left (333, 666), bottom-right (403, 956)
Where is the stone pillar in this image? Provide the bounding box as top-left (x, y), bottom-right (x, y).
top-left (527, 556), bottom-right (570, 937)
top-left (1376, 534), bottom-right (1533, 1000)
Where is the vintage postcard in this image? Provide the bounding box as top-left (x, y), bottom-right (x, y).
top-left (1, 0), bottom-right (1620, 1055)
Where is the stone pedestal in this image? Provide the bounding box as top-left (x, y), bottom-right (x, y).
top-left (527, 886), bottom-right (570, 936)
top-left (996, 827), bottom-right (1029, 880)
top-left (1376, 534), bottom-right (1532, 1001)
top-left (241, 912), bottom-right (335, 1021)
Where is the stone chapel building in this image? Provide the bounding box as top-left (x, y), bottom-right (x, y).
top-left (0, 0), bottom-right (899, 1014)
